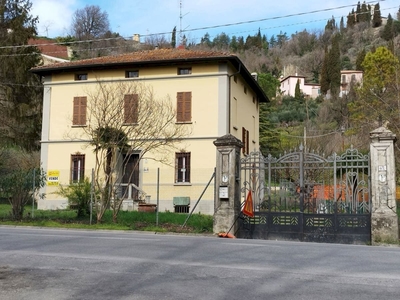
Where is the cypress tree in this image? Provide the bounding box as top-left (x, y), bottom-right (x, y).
top-left (372, 3), bottom-right (382, 27)
top-left (381, 14), bottom-right (394, 41)
top-left (0, 0), bottom-right (43, 150)
top-left (320, 46), bottom-right (330, 95)
top-left (328, 34), bottom-right (341, 96)
top-left (295, 79), bottom-right (302, 100)
top-left (355, 49), bottom-right (366, 71)
top-left (171, 26), bottom-right (176, 48)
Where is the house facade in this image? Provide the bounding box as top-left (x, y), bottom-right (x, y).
top-left (280, 70), bottom-right (363, 99)
top-left (340, 70), bottom-right (363, 97)
top-left (32, 49), bottom-right (268, 215)
top-left (279, 75), bottom-right (320, 99)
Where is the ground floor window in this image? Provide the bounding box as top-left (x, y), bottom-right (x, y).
top-left (175, 152), bottom-right (190, 183)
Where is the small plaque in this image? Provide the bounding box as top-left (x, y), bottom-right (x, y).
top-left (219, 186), bottom-right (229, 199)
top-left (378, 165), bottom-right (387, 171)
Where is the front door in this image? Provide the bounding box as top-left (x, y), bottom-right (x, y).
top-left (121, 154), bottom-right (139, 200)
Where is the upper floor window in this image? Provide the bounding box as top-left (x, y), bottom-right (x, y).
top-left (75, 73), bottom-right (88, 81)
top-left (125, 70), bottom-right (139, 78)
top-left (178, 67), bottom-right (192, 75)
top-left (73, 96), bottom-right (87, 126)
top-left (176, 92), bottom-right (192, 123)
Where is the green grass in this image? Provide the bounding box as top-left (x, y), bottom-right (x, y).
top-left (0, 204), bottom-right (213, 233)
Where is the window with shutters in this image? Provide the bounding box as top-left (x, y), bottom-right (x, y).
top-left (124, 94), bottom-right (139, 124)
top-left (71, 154), bottom-right (85, 182)
top-left (242, 127), bottom-right (249, 155)
top-left (73, 97), bottom-right (87, 126)
top-left (175, 152), bottom-right (191, 183)
top-left (176, 92), bottom-right (191, 123)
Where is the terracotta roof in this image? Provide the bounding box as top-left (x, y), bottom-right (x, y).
top-left (28, 38), bottom-right (69, 60)
top-left (31, 48), bottom-right (269, 102)
top-left (32, 48), bottom-right (235, 71)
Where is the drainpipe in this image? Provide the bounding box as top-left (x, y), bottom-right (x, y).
top-left (227, 63), bottom-right (242, 134)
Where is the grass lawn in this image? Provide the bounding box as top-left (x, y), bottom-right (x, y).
top-left (0, 204), bottom-right (213, 234)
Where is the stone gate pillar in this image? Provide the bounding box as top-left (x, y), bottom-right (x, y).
top-left (370, 126), bottom-right (399, 244)
top-left (213, 134), bottom-right (243, 235)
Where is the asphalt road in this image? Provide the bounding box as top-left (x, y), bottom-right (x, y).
top-left (1, 226), bottom-right (400, 300)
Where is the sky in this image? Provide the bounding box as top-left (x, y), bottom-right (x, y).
top-left (31, 0), bottom-right (400, 43)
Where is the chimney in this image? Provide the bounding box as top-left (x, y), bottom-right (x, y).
top-left (251, 72), bottom-right (258, 82)
top-left (133, 34), bottom-right (140, 43)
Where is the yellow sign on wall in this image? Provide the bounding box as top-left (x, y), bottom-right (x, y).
top-left (47, 170), bottom-right (60, 186)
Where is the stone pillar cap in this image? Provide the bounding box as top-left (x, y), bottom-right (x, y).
top-left (370, 126), bottom-right (396, 142)
top-left (213, 134), bottom-right (244, 148)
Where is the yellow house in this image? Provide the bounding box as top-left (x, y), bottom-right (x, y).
top-left (32, 49), bottom-right (268, 214)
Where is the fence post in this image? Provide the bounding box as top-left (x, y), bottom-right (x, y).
top-left (32, 168), bottom-right (35, 218)
top-left (370, 126), bottom-right (399, 244)
top-left (90, 168), bottom-right (94, 225)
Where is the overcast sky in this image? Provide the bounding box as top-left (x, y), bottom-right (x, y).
top-left (31, 0), bottom-right (400, 43)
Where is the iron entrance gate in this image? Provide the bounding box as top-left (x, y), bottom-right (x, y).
top-left (237, 145), bottom-right (371, 244)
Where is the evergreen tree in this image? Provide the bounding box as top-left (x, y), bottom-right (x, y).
top-left (372, 3), bottom-right (382, 27)
top-left (347, 10), bottom-right (356, 28)
top-left (381, 14), bottom-right (394, 41)
top-left (0, 0), bottom-right (43, 150)
top-left (171, 26), bottom-right (176, 48)
top-left (358, 2), bottom-right (369, 23)
top-left (230, 35), bottom-right (238, 52)
top-left (356, 2), bottom-right (361, 22)
top-left (295, 79), bottom-right (301, 99)
top-left (339, 17), bottom-right (345, 33)
top-left (320, 46), bottom-right (330, 95)
top-left (328, 34), bottom-right (341, 96)
top-left (355, 49), bottom-right (366, 71)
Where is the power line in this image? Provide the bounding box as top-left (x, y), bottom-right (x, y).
top-left (0, 1), bottom-right (395, 52)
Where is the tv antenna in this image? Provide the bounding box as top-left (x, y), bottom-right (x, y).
top-left (179, 0), bottom-right (189, 44)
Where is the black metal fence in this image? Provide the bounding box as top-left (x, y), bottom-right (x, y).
top-left (238, 145), bottom-right (371, 244)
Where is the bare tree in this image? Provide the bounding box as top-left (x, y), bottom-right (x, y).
top-left (71, 5), bottom-right (110, 40)
top-left (81, 80), bottom-right (190, 223)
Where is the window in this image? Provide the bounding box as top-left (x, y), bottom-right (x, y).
top-left (242, 127), bottom-right (249, 155)
top-left (351, 74), bottom-right (356, 82)
top-left (244, 86), bottom-right (247, 94)
top-left (178, 67), bottom-right (192, 75)
top-left (71, 154), bottom-right (85, 182)
top-left (73, 96), bottom-right (87, 126)
top-left (175, 152), bottom-right (191, 183)
top-left (75, 73), bottom-right (88, 81)
top-left (342, 75), bottom-right (346, 83)
top-left (124, 94), bottom-right (139, 124)
top-left (125, 70), bottom-right (139, 78)
top-left (177, 92), bottom-right (192, 123)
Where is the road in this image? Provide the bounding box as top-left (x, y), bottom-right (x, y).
top-left (0, 226), bottom-right (400, 300)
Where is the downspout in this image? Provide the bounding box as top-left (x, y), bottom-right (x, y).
top-left (227, 63), bottom-right (242, 134)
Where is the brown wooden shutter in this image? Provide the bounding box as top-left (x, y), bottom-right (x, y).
top-left (124, 94), bottom-right (138, 124)
top-left (242, 127), bottom-right (249, 155)
top-left (73, 97), bottom-right (86, 125)
top-left (183, 92), bottom-right (191, 122)
top-left (177, 92), bottom-right (184, 122)
top-left (177, 92), bottom-right (191, 122)
top-left (80, 97), bottom-right (87, 125)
